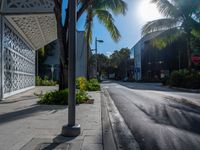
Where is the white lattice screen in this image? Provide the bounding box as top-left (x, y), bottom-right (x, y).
top-left (2, 21), bottom-right (35, 97)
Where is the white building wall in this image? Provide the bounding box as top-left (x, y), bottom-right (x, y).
top-left (1, 18), bottom-right (35, 99)
top-left (0, 16), bottom-right (3, 99)
top-left (0, 0), bottom-right (57, 99)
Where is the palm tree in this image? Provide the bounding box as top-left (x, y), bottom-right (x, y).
top-left (84, 0), bottom-right (127, 78)
top-left (142, 0), bottom-right (200, 69)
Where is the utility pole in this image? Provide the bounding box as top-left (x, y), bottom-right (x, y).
top-left (61, 0), bottom-right (80, 137)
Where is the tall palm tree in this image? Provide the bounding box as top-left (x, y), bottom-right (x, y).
top-left (142, 0), bottom-right (200, 69)
top-left (84, 0), bottom-right (127, 78)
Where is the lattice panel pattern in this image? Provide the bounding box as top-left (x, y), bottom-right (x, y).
top-left (3, 24), bottom-right (35, 94)
top-left (3, 0), bottom-right (54, 13)
top-left (37, 15), bottom-right (57, 44)
top-left (11, 16), bottom-right (44, 49)
top-left (7, 14), bottom-right (57, 50)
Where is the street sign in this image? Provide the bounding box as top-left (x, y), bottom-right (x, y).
top-left (192, 55), bottom-right (200, 63)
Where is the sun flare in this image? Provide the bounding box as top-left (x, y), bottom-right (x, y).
top-left (137, 0), bottom-right (162, 23)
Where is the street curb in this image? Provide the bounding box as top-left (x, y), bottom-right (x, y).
top-left (169, 86), bottom-right (200, 93)
top-left (101, 91), bottom-right (117, 150)
top-left (101, 88), bottom-right (140, 150)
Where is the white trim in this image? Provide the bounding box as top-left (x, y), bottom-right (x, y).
top-left (3, 86), bottom-right (35, 99)
top-left (2, 0), bottom-right (54, 14)
top-left (1, 17), bottom-right (4, 99)
top-left (35, 16), bottom-right (46, 44)
top-left (5, 14), bottom-right (57, 50)
top-left (5, 46), bottom-right (35, 64)
top-left (3, 17), bottom-right (35, 50)
top-left (4, 70), bottom-right (35, 76)
top-left (4, 16), bottom-right (36, 50)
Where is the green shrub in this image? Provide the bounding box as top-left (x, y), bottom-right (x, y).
top-left (76, 77), bottom-right (87, 91)
top-left (38, 89), bottom-right (89, 105)
top-left (87, 78), bottom-right (101, 91)
top-left (76, 90), bottom-right (89, 104)
top-left (76, 77), bottom-right (100, 91)
top-left (36, 76), bottom-right (57, 86)
top-left (169, 69), bottom-right (200, 89)
top-left (184, 71), bottom-right (200, 89)
top-left (161, 77), bottom-right (170, 86)
top-left (170, 71), bottom-right (184, 87)
top-left (36, 76), bottom-right (42, 86)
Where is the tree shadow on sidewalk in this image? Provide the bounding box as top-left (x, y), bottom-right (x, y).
top-left (0, 104), bottom-right (66, 125)
top-left (20, 135), bottom-right (78, 150)
top-left (40, 135), bottom-right (77, 150)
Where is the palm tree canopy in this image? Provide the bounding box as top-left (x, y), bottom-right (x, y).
top-left (142, 0), bottom-right (200, 48)
top-left (84, 0), bottom-right (127, 43)
top-left (142, 18), bottom-right (180, 36)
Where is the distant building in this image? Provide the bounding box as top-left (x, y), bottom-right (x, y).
top-left (132, 32), bottom-right (188, 81)
top-left (132, 32), bottom-right (162, 80)
top-left (40, 31), bottom-right (87, 80)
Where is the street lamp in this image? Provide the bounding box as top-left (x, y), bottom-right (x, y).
top-left (61, 0), bottom-right (80, 137)
top-left (95, 37), bottom-right (104, 78)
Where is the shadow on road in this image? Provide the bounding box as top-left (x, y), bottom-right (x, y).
top-left (103, 81), bottom-right (200, 150)
top-left (102, 80), bottom-right (198, 94)
top-left (134, 96), bottom-right (200, 136)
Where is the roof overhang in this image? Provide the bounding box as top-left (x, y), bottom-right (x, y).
top-left (0, 0), bottom-right (57, 50)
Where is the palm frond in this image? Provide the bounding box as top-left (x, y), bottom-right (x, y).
top-left (151, 0), bottom-right (179, 18)
top-left (93, 0), bottom-right (127, 15)
top-left (95, 9), bottom-right (121, 42)
top-left (150, 28), bottom-right (183, 49)
top-left (142, 18), bottom-right (180, 36)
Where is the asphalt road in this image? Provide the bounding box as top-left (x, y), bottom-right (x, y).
top-left (102, 81), bottom-right (200, 150)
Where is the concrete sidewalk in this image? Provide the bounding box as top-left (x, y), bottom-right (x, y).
top-left (0, 86), bottom-right (102, 150)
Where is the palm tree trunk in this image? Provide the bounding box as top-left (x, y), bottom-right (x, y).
top-left (54, 0), bottom-right (92, 89)
top-left (86, 23), bottom-right (91, 79)
top-left (187, 35), bottom-right (192, 70)
top-left (54, 0), bottom-right (69, 90)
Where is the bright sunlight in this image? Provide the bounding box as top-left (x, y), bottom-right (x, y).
top-left (137, 0), bottom-right (162, 23)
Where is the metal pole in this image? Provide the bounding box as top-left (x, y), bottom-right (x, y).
top-left (62, 0), bottom-right (80, 137)
top-left (95, 38), bottom-right (98, 77)
top-left (68, 0), bottom-right (76, 127)
top-left (37, 50), bottom-right (39, 77)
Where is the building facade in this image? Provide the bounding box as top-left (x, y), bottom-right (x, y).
top-left (132, 32), bottom-right (162, 80)
top-left (0, 0), bottom-right (57, 99)
top-left (41, 31), bottom-right (88, 80)
top-left (132, 32), bottom-right (188, 81)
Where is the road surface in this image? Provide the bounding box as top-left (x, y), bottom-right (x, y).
top-left (102, 81), bottom-right (200, 150)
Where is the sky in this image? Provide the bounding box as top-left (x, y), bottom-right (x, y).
top-left (63, 0), bottom-right (162, 57)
